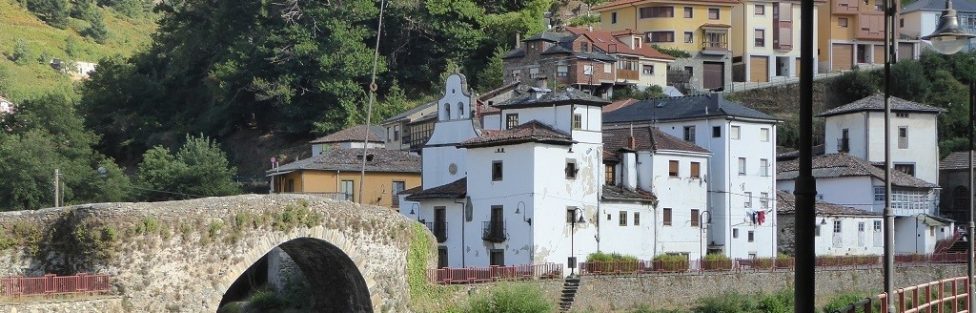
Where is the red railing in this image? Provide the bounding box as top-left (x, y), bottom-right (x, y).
top-left (577, 253), bottom-right (970, 276)
top-left (427, 263), bottom-right (562, 285)
top-left (0, 274), bottom-right (112, 297)
top-left (834, 276), bottom-right (971, 313)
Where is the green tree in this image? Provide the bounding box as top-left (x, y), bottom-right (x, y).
top-left (828, 69), bottom-right (878, 108)
top-left (478, 46), bottom-right (506, 92)
top-left (136, 135), bottom-right (240, 201)
top-left (65, 36), bottom-right (79, 58)
top-left (888, 60), bottom-right (931, 102)
top-left (12, 39), bottom-right (31, 65)
top-left (84, 14), bottom-right (110, 43)
top-left (26, 0), bottom-right (71, 28)
top-left (70, 0), bottom-right (98, 21)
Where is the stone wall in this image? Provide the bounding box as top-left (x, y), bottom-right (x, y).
top-left (570, 264), bottom-right (965, 312)
top-left (0, 195), bottom-right (420, 313)
top-left (0, 297), bottom-right (124, 313)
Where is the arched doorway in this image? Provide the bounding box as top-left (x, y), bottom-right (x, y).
top-left (217, 237), bottom-right (373, 312)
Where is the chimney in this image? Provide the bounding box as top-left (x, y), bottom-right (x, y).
top-left (622, 151), bottom-right (638, 191)
top-left (588, 25), bottom-right (593, 32)
top-left (536, 76), bottom-right (548, 89)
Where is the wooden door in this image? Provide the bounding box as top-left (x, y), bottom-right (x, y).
top-left (703, 62), bottom-right (724, 90)
top-left (750, 56), bottom-right (769, 82)
top-left (873, 45), bottom-right (885, 64)
top-left (898, 43), bottom-right (915, 61)
top-left (831, 44), bottom-right (853, 72)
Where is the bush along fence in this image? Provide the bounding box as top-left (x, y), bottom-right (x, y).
top-left (427, 263), bottom-right (563, 285)
top-left (833, 276), bottom-right (970, 313)
top-left (576, 253), bottom-right (969, 276)
top-left (0, 274), bottom-right (112, 297)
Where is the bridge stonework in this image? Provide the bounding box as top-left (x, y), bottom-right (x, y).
top-left (0, 195), bottom-right (422, 313)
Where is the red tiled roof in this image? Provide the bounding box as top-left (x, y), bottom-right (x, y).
top-left (460, 121), bottom-right (573, 148)
top-left (604, 98), bottom-right (639, 113)
top-left (594, 0), bottom-right (739, 11)
top-left (565, 27), bottom-right (674, 60)
top-left (604, 126), bottom-right (710, 154)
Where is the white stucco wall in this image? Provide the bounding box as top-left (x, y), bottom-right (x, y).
top-left (642, 151), bottom-right (710, 260)
top-left (598, 201), bottom-right (656, 260)
top-left (815, 215), bottom-right (884, 256)
top-left (894, 217), bottom-right (942, 255)
top-left (778, 176), bottom-right (877, 212)
top-left (862, 111), bottom-right (940, 184)
top-left (734, 1), bottom-right (819, 80)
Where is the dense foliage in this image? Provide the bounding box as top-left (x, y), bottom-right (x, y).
top-left (136, 135), bottom-right (240, 201)
top-left (464, 283), bottom-right (553, 313)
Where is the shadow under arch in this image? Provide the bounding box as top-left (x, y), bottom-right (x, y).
top-left (218, 237), bottom-right (374, 312)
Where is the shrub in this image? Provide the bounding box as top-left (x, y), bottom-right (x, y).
top-left (653, 254), bottom-right (689, 272)
top-left (464, 283), bottom-right (553, 313)
top-left (702, 253), bottom-right (732, 271)
top-left (630, 305), bottom-right (684, 313)
top-left (586, 252), bottom-right (640, 273)
top-left (12, 39), bottom-right (31, 65)
top-left (694, 290), bottom-right (792, 313)
top-left (247, 289), bottom-right (287, 310)
top-left (653, 45), bottom-right (692, 58)
top-left (821, 293), bottom-right (876, 313)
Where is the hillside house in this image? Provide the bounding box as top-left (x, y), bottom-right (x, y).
top-left (776, 191), bottom-right (883, 256)
top-left (816, 0), bottom-right (919, 72)
top-left (731, 0), bottom-right (822, 82)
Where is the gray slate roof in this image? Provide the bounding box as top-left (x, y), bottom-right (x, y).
top-left (405, 178), bottom-right (467, 200)
top-left (941, 150), bottom-right (976, 170)
top-left (498, 87), bottom-right (610, 108)
top-left (603, 94), bottom-right (778, 124)
top-left (776, 191), bottom-right (879, 216)
top-left (309, 125), bottom-right (385, 144)
top-left (818, 94), bottom-right (946, 117)
top-left (460, 120), bottom-right (574, 148)
top-left (777, 153), bottom-right (938, 188)
top-left (903, 0), bottom-right (976, 13)
top-left (601, 185), bottom-right (657, 203)
top-left (267, 148), bottom-right (421, 175)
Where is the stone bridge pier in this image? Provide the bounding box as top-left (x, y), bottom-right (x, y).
top-left (0, 195), bottom-right (427, 313)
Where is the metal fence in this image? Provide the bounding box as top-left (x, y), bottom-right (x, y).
top-left (576, 253), bottom-right (969, 276)
top-left (0, 274), bottom-right (112, 297)
top-left (833, 276), bottom-right (970, 313)
top-left (427, 263), bottom-right (563, 285)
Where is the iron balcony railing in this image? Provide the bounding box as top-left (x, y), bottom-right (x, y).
top-left (482, 220), bottom-right (507, 242)
top-left (425, 221), bottom-right (448, 243)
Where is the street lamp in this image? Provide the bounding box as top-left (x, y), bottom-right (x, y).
top-left (922, 2), bottom-right (976, 311)
top-left (699, 211), bottom-right (712, 260)
top-left (569, 207), bottom-right (585, 276)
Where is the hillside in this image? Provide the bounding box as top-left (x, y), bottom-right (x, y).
top-left (0, 0), bottom-right (156, 101)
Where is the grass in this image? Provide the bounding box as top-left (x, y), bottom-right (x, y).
top-left (0, 0), bottom-right (156, 101)
top-left (464, 283), bottom-right (553, 313)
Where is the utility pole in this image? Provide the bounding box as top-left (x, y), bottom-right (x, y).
top-left (53, 168), bottom-right (60, 208)
top-left (794, 0), bottom-right (816, 310)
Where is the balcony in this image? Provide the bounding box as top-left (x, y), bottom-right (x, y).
top-left (855, 13), bottom-right (885, 40)
top-left (617, 69), bottom-right (639, 81)
top-left (426, 221), bottom-right (448, 243)
top-left (832, 0), bottom-right (860, 15)
top-left (482, 220), bottom-right (507, 243)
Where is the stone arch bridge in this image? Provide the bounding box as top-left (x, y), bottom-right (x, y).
top-left (0, 195), bottom-right (432, 313)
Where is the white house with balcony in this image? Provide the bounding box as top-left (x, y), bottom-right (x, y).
top-left (603, 94), bottom-right (780, 259)
top-left (731, 0), bottom-right (819, 83)
top-left (820, 93), bottom-right (945, 184)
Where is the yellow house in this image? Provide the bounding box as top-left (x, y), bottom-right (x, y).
top-left (816, 0), bottom-right (918, 72)
top-left (594, 0), bottom-right (739, 91)
top-left (267, 148), bottom-right (422, 209)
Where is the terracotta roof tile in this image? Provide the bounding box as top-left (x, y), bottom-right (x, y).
top-left (565, 27), bottom-right (674, 60)
top-left (603, 126), bottom-right (710, 153)
top-left (602, 185), bottom-right (657, 203)
top-left (604, 98), bottom-right (638, 112)
top-left (405, 178), bottom-right (466, 200)
top-left (309, 125), bottom-right (385, 144)
top-left (460, 121), bottom-right (574, 148)
top-left (777, 153), bottom-right (937, 188)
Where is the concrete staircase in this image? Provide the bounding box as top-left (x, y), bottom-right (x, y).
top-left (558, 275), bottom-right (581, 312)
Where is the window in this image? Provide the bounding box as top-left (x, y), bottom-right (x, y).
top-left (738, 157), bottom-right (746, 175)
top-left (605, 164), bottom-right (616, 185)
top-left (744, 192), bottom-right (753, 208)
top-left (833, 220), bottom-right (842, 233)
top-left (898, 127), bottom-right (908, 149)
top-left (489, 249), bottom-right (504, 266)
top-left (760, 192), bottom-right (769, 208)
top-left (341, 180), bottom-right (354, 201)
top-left (755, 4), bottom-right (765, 15)
top-left (874, 186), bottom-right (885, 201)
top-left (506, 114), bottom-right (519, 129)
top-left (642, 64), bottom-right (655, 75)
top-left (684, 7), bottom-right (693, 18)
top-left (712, 126), bottom-right (721, 137)
top-left (619, 211), bottom-right (628, 226)
top-left (604, 63), bottom-right (612, 73)
top-left (731, 126), bottom-right (741, 139)
top-left (896, 112), bottom-right (909, 118)
top-left (457, 102), bottom-right (464, 118)
top-left (815, 225), bottom-right (821, 237)
top-left (640, 6), bottom-right (674, 18)
top-left (557, 65), bottom-right (568, 77)
top-left (565, 160), bottom-right (578, 179)
top-left (900, 18), bottom-right (904, 27)
top-left (566, 208), bottom-right (577, 223)
top-left (445, 103), bottom-right (451, 119)
top-left (663, 208), bottom-right (672, 226)
top-left (438, 247), bottom-right (449, 269)
top-left (733, 228), bottom-right (739, 238)
top-left (573, 114), bottom-right (583, 130)
top-left (691, 209), bottom-right (700, 227)
top-left (839, 17), bottom-right (848, 27)
top-left (492, 161), bottom-right (503, 181)
top-left (747, 231), bottom-right (755, 242)
top-left (684, 31), bottom-right (694, 43)
top-left (760, 128), bottom-right (770, 142)
top-left (634, 212), bottom-right (640, 226)
top-left (683, 126), bottom-right (696, 143)
top-left (392, 181), bottom-right (406, 207)
top-left (649, 31), bottom-right (675, 43)
top-left (760, 159), bottom-right (769, 177)
top-left (612, 11), bottom-right (618, 24)
top-left (388, 127), bottom-right (394, 140)
top-left (394, 125), bottom-right (400, 141)
top-left (690, 162), bottom-right (701, 178)
top-left (580, 42), bottom-right (590, 52)
top-left (529, 68), bottom-right (540, 79)
top-left (874, 221), bottom-right (882, 232)
top-left (895, 164), bottom-right (915, 177)
top-left (708, 8), bottom-right (720, 19)
top-left (754, 29), bottom-right (765, 47)
top-left (858, 222), bottom-right (865, 232)
top-left (669, 160), bottom-right (679, 177)
top-left (930, 226), bottom-right (935, 236)
top-left (583, 64), bottom-right (593, 75)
